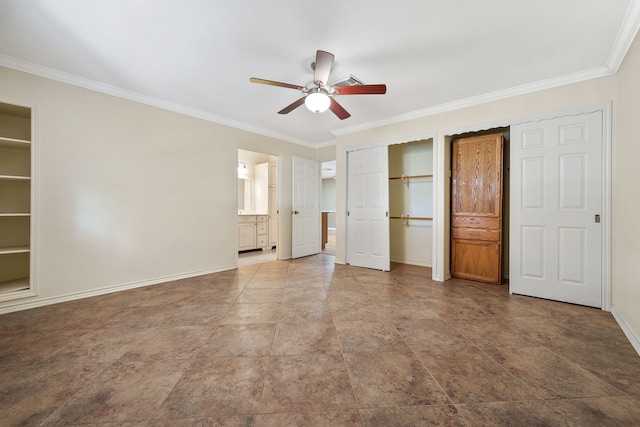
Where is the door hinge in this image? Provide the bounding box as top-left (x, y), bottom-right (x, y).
top-left (595, 214), bottom-right (601, 223)
top-left (347, 211), bottom-right (350, 216)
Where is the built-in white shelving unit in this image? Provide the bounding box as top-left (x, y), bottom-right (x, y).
top-left (0, 101), bottom-right (33, 298)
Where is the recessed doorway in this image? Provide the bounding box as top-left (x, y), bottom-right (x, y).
top-left (237, 149), bottom-right (279, 266)
top-left (321, 160), bottom-right (336, 256)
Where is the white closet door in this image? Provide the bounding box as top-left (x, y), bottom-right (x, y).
top-left (347, 147), bottom-right (390, 271)
top-left (292, 156), bottom-right (321, 258)
top-left (510, 111), bottom-right (603, 307)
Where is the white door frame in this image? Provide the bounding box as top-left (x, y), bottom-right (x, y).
top-left (435, 102), bottom-right (611, 310)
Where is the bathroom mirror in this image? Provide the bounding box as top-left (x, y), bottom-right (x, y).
top-left (238, 178), bottom-right (251, 211)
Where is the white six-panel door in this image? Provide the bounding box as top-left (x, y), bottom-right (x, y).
top-left (510, 111), bottom-right (603, 307)
top-left (347, 147), bottom-right (390, 271)
top-left (291, 156), bottom-right (321, 259)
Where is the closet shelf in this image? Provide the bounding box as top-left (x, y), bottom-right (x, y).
top-left (0, 246), bottom-right (30, 255)
top-left (390, 215), bottom-right (433, 220)
top-left (390, 215), bottom-right (433, 225)
top-left (389, 174), bottom-right (433, 180)
top-left (0, 136), bottom-right (31, 148)
top-left (0, 175), bottom-right (30, 181)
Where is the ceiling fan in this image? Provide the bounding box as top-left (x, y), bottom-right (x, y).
top-left (250, 50), bottom-right (386, 120)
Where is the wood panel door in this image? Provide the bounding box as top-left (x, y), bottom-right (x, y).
top-left (451, 134), bottom-right (503, 284)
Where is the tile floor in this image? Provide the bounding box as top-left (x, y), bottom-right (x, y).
top-left (1, 254), bottom-right (639, 426)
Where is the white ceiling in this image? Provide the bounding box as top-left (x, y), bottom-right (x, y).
top-left (1, 0), bottom-right (638, 146)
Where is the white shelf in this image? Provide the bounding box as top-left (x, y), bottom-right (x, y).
top-left (0, 136), bottom-right (31, 148)
top-left (0, 277), bottom-right (30, 295)
top-left (0, 246), bottom-right (30, 255)
top-left (0, 175), bottom-right (30, 181)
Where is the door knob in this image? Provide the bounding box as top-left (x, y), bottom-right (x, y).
top-left (293, 210), bottom-right (299, 214)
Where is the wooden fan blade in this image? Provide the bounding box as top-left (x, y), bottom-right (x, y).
top-left (313, 50), bottom-right (334, 87)
top-left (329, 98), bottom-right (351, 120)
top-left (333, 84), bottom-right (387, 95)
top-left (278, 97), bottom-right (306, 114)
top-left (250, 77), bottom-right (304, 91)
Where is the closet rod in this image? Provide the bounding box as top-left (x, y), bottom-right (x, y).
top-left (389, 174), bottom-right (433, 180)
top-left (389, 216), bottom-right (433, 220)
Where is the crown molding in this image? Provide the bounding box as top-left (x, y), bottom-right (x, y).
top-left (0, 54), bottom-right (317, 148)
top-left (332, 65), bottom-right (614, 137)
top-left (607, 0), bottom-right (640, 71)
top-left (313, 139), bottom-right (337, 149)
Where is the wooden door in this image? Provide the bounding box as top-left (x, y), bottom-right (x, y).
top-left (347, 146), bottom-right (390, 271)
top-left (451, 134), bottom-right (503, 284)
top-left (510, 111), bottom-right (602, 307)
top-left (292, 157), bottom-right (321, 258)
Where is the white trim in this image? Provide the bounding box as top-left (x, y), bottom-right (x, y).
top-left (0, 265), bottom-right (236, 315)
top-left (606, 0), bottom-right (640, 71)
top-left (601, 103), bottom-right (613, 311)
top-left (433, 132), bottom-right (447, 282)
top-left (435, 103), bottom-right (612, 312)
top-left (30, 102), bottom-right (39, 300)
top-left (611, 306), bottom-right (640, 356)
top-left (343, 132), bottom-right (437, 154)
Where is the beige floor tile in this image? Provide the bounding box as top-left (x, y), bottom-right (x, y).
top-left (220, 303), bottom-right (281, 324)
top-left (159, 357), bottom-right (268, 417)
top-left (416, 342), bottom-right (545, 404)
top-left (335, 320), bottom-right (410, 353)
top-left (282, 287), bottom-right (327, 302)
top-left (359, 405), bottom-right (470, 427)
top-left (271, 321), bottom-right (341, 355)
top-left (344, 351), bottom-right (450, 407)
top-left (42, 359), bottom-right (190, 425)
top-left (236, 288), bottom-right (284, 303)
top-left (278, 301), bottom-right (333, 323)
top-left (260, 354), bottom-right (357, 413)
top-left (199, 323), bottom-right (275, 357)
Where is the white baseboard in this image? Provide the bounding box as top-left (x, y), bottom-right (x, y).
top-left (0, 265), bottom-right (237, 315)
top-left (611, 305), bottom-right (640, 357)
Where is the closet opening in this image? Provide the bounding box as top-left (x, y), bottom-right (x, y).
top-left (388, 139), bottom-right (434, 269)
top-left (448, 127), bottom-right (510, 285)
top-left (237, 149), bottom-right (279, 266)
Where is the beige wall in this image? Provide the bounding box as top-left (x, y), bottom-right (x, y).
top-left (0, 66), bottom-right (314, 312)
top-left (612, 30), bottom-right (640, 343)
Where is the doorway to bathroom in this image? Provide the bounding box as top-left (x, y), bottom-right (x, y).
top-left (237, 149), bottom-right (279, 266)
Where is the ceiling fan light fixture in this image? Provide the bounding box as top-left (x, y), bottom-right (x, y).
top-left (305, 91), bottom-right (330, 113)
